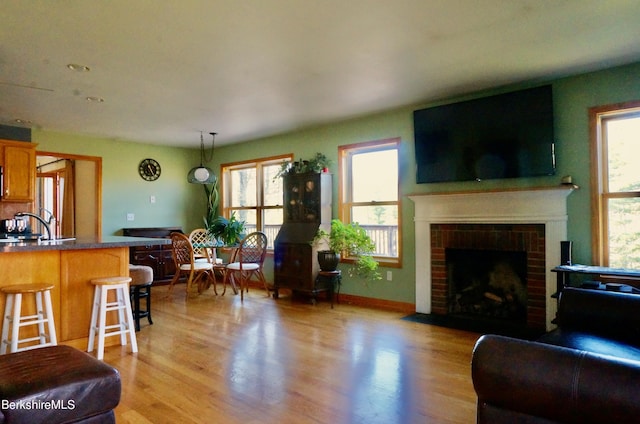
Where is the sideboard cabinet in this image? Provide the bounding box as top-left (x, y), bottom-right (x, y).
top-left (273, 172), bottom-right (332, 299)
top-left (123, 227), bottom-right (182, 283)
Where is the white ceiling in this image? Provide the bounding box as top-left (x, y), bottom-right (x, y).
top-left (2, 0), bottom-right (640, 148)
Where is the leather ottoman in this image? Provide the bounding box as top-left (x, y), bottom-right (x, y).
top-left (0, 345), bottom-right (121, 424)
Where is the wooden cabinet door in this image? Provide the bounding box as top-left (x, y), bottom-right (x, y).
top-left (161, 247), bottom-right (177, 280)
top-left (274, 243), bottom-right (313, 290)
top-left (3, 144), bottom-right (35, 201)
top-left (132, 250), bottom-right (162, 278)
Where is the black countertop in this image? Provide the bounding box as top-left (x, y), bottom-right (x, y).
top-left (0, 236), bottom-right (171, 253)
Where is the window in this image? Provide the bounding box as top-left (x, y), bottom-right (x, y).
top-left (590, 101), bottom-right (640, 268)
top-left (221, 154), bottom-right (292, 249)
top-left (339, 138), bottom-right (401, 266)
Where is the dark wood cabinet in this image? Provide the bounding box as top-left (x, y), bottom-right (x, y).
top-left (273, 173), bottom-right (332, 299)
top-left (123, 227), bottom-right (182, 284)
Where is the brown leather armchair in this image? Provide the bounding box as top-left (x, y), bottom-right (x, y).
top-left (0, 345), bottom-right (121, 424)
top-left (473, 334), bottom-right (640, 424)
top-left (472, 287), bottom-right (640, 424)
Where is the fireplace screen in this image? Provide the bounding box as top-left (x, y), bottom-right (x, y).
top-left (446, 248), bottom-right (527, 321)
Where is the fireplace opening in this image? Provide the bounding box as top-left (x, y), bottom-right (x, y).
top-left (446, 248), bottom-right (527, 323)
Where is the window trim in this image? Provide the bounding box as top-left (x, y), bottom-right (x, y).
top-left (338, 137), bottom-right (402, 268)
top-left (589, 100), bottom-right (640, 265)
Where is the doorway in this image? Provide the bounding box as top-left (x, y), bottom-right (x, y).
top-left (36, 151), bottom-right (102, 238)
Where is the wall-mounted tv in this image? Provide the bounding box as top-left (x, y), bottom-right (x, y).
top-left (413, 85), bottom-right (556, 183)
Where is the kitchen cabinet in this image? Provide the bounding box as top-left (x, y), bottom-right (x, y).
top-left (123, 227), bottom-right (182, 283)
top-left (273, 172), bottom-right (332, 299)
top-left (0, 139), bottom-right (36, 202)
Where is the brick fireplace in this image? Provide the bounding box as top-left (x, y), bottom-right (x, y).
top-left (409, 187), bottom-right (575, 331)
top-left (431, 223), bottom-right (546, 330)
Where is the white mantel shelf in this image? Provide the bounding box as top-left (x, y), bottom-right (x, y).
top-left (408, 185), bottom-right (577, 331)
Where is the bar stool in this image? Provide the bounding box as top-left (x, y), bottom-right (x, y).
top-left (1, 283), bottom-right (57, 354)
top-left (128, 264), bottom-right (154, 331)
top-left (87, 276), bottom-right (138, 360)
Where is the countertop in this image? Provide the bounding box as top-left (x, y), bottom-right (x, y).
top-left (0, 236), bottom-right (171, 253)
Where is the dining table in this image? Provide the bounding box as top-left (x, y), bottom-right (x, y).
top-left (192, 241), bottom-right (240, 295)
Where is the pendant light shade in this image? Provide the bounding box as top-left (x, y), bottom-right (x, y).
top-left (188, 132), bottom-right (217, 184)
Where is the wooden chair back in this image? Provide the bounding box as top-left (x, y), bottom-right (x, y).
top-left (237, 232), bottom-right (268, 266)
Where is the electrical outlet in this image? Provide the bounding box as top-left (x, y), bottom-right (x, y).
top-left (126, 213), bottom-right (135, 221)
top-left (386, 271), bottom-right (392, 281)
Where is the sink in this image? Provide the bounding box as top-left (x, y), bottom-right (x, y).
top-left (39, 237), bottom-right (77, 244)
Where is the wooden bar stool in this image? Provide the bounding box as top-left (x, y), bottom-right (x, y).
top-left (128, 264), bottom-right (154, 331)
top-left (87, 276), bottom-right (138, 360)
top-left (1, 283), bottom-right (57, 354)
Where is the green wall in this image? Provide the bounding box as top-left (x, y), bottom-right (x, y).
top-left (32, 61), bottom-right (640, 306)
top-left (32, 131), bottom-right (205, 236)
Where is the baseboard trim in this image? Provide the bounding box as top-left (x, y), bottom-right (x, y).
top-left (336, 293), bottom-right (415, 314)
top-left (252, 281), bottom-right (416, 314)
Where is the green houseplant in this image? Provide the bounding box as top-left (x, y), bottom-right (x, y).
top-left (202, 181), bottom-right (219, 232)
top-left (274, 152), bottom-right (332, 179)
top-left (313, 219), bottom-right (381, 280)
top-left (207, 212), bottom-right (246, 246)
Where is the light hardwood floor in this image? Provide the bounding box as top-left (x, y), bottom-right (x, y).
top-left (104, 284), bottom-right (481, 423)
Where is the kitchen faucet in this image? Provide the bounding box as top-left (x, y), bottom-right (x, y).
top-left (14, 209), bottom-right (56, 240)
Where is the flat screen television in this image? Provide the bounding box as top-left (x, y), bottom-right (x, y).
top-left (413, 85), bottom-right (556, 183)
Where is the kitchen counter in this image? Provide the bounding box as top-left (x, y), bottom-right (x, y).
top-left (0, 235), bottom-right (170, 253)
top-left (0, 236), bottom-right (172, 351)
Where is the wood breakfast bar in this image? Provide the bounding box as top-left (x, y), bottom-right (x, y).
top-left (0, 236), bottom-right (170, 350)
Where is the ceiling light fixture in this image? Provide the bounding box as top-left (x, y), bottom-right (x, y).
top-left (86, 96), bottom-right (104, 103)
top-left (13, 118), bottom-right (32, 125)
top-left (187, 131), bottom-right (217, 184)
top-left (67, 63), bottom-right (90, 72)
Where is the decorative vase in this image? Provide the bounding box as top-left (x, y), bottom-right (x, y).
top-left (317, 250), bottom-right (340, 271)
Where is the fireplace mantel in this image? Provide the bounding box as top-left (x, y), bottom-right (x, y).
top-left (409, 186), bottom-right (576, 331)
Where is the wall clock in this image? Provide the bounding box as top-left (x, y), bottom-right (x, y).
top-left (138, 158), bottom-right (161, 181)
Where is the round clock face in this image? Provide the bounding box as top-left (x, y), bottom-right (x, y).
top-left (138, 158), bottom-right (161, 181)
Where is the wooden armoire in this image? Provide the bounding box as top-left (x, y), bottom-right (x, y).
top-left (273, 172), bottom-right (332, 298)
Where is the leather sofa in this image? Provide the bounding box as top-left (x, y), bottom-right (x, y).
top-left (0, 345), bottom-right (121, 424)
top-left (472, 287), bottom-right (640, 424)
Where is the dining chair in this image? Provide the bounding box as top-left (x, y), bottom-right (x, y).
top-left (188, 228), bottom-right (227, 295)
top-left (168, 232), bottom-right (214, 297)
top-left (223, 231), bottom-right (270, 301)
top-left (188, 228), bottom-right (214, 263)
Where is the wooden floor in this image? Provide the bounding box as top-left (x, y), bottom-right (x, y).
top-left (105, 284), bottom-right (481, 423)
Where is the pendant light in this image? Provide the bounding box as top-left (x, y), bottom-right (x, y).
top-left (187, 131), bottom-right (217, 184)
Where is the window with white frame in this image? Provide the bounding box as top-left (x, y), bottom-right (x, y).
top-left (590, 101), bottom-right (640, 268)
top-left (339, 138), bottom-right (401, 266)
top-left (221, 155), bottom-right (292, 249)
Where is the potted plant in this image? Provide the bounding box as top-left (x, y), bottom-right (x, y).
top-left (207, 212), bottom-right (246, 246)
top-left (203, 180), bottom-right (219, 232)
top-left (313, 219), bottom-right (381, 280)
top-left (274, 153), bottom-right (332, 179)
